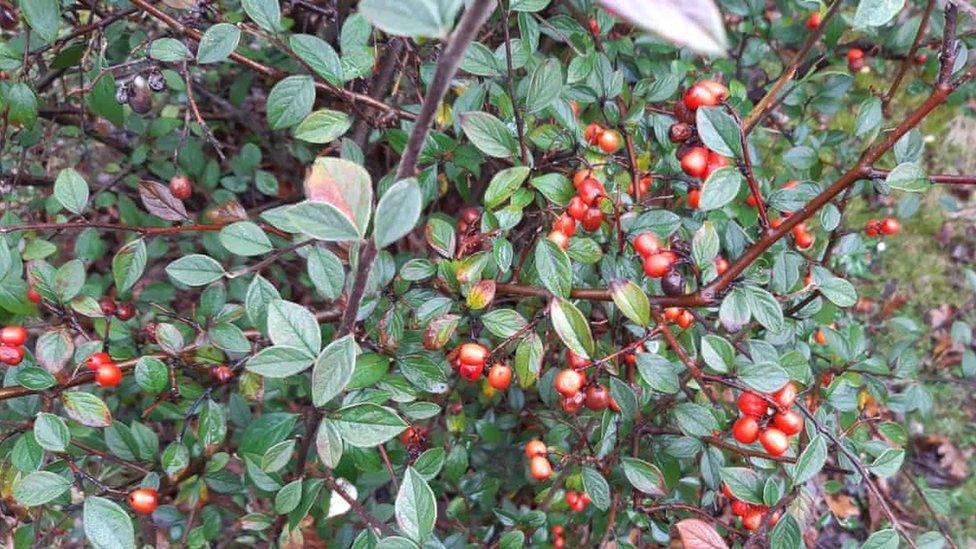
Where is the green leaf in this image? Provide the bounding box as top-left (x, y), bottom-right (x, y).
top-left (149, 38), bottom-right (191, 62)
top-left (529, 172), bottom-right (574, 205)
top-left (53, 168), bottom-right (89, 214)
top-left (484, 166), bottom-right (531, 209)
top-left (770, 514), bottom-right (803, 549)
top-left (275, 479), bottom-right (303, 514)
top-left (395, 467), bottom-right (437, 542)
top-left (266, 75), bottom-right (315, 130)
top-left (813, 269), bottom-right (857, 307)
top-left (738, 361), bottom-right (789, 393)
top-left (692, 221), bottom-right (720, 269)
top-left (854, 97), bottom-right (882, 138)
top-left (331, 403), bottom-right (408, 447)
top-left (288, 201), bottom-right (362, 241)
top-left (581, 467), bottom-right (611, 511)
top-left (699, 167), bottom-right (742, 211)
top-left (33, 413), bottom-right (69, 452)
top-left (112, 239), bottom-right (147, 293)
top-left (885, 162), bottom-right (930, 192)
top-left (294, 109), bottom-right (352, 144)
top-left (219, 222), bottom-right (273, 257)
top-left (208, 323), bottom-right (251, 353)
top-left (311, 335), bottom-right (357, 407)
top-left (290, 34), bottom-right (343, 85)
top-left (399, 355), bottom-right (450, 393)
top-left (720, 467), bottom-right (764, 504)
top-left (695, 107), bottom-right (741, 158)
top-left (853, 0), bottom-right (904, 28)
top-left (16, 367), bottom-right (56, 390)
top-left (13, 471), bottom-right (71, 506)
top-left (246, 345), bottom-right (315, 378)
top-left (374, 178), bottom-right (423, 248)
top-left (861, 529), bottom-right (899, 549)
top-left (869, 449), bottom-right (905, 478)
top-left (744, 285), bottom-right (783, 332)
top-left (359, 0), bottom-right (462, 39)
top-left (267, 299), bottom-right (320, 356)
top-left (621, 457), bottom-right (666, 496)
top-left (791, 434), bottom-right (826, 485)
top-left (197, 23), bottom-right (241, 63)
top-left (62, 391), bottom-right (112, 428)
top-left (54, 259), bottom-right (85, 301)
top-left (672, 402), bottom-right (718, 437)
top-left (550, 297), bottom-right (594, 359)
top-left (534, 239), bottom-right (572, 298)
top-left (242, 0), bottom-right (282, 32)
top-left (83, 496), bottom-right (135, 549)
top-left (636, 352), bottom-right (680, 394)
top-left (514, 333), bottom-right (544, 387)
top-left (315, 418), bottom-right (344, 468)
top-left (460, 111), bottom-right (516, 158)
top-left (135, 356), bottom-right (169, 394)
top-left (701, 335), bottom-right (734, 373)
top-left (165, 254), bottom-right (224, 286)
top-left (307, 247), bottom-right (345, 300)
top-left (481, 309), bottom-right (527, 338)
top-left (609, 278), bottom-right (650, 327)
top-left (525, 58), bottom-right (563, 114)
top-left (4, 83), bottom-right (39, 127)
top-left (21, 0), bottom-right (60, 42)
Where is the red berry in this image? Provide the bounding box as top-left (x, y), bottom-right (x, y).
top-left (581, 207), bottom-right (603, 232)
top-left (742, 508), bottom-right (764, 531)
top-left (664, 307), bottom-right (682, 321)
top-left (27, 287), bottom-right (42, 304)
top-left (573, 169), bottom-right (593, 188)
top-left (683, 82), bottom-right (720, 110)
top-left (169, 175), bottom-right (192, 200)
top-left (643, 252), bottom-right (675, 278)
top-left (525, 439), bottom-right (547, 458)
top-left (772, 381), bottom-right (798, 409)
top-left (584, 123), bottom-right (604, 145)
top-left (773, 410), bottom-right (804, 436)
top-left (85, 352), bottom-right (113, 370)
top-left (115, 301), bottom-right (136, 321)
top-left (847, 48), bottom-right (864, 62)
top-left (915, 53), bottom-right (928, 64)
top-left (487, 363), bottom-right (512, 390)
top-left (547, 230), bottom-right (570, 250)
top-left (567, 196), bottom-right (588, 220)
top-left (759, 428), bottom-right (790, 456)
top-left (95, 363), bottom-right (123, 387)
top-left (688, 189), bottom-right (701, 209)
top-left (680, 147), bottom-right (709, 178)
top-left (737, 392), bottom-right (768, 417)
top-left (721, 484), bottom-right (735, 499)
top-left (565, 350), bottom-right (590, 369)
top-left (0, 345), bottom-right (24, 365)
top-left (731, 499), bottom-right (751, 516)
top-left (633, 232), bottom-right (661, 257)
top-left (598, 131), bottom-right (621, 154)
top-left (814, 329), bottom-right (827, 345)
top-left (211, 365), bottom-right (234, 384)
top-left (577, 178), bottom-right (605, 206)
top-left (458, 362), bottom-right (482, 382)
top-left (99, 297), bottom-right (117, 316)
top-left (530, 456), bottom-right (552, 480)
top-left (880, 217), bottom-right (900, 235)
top-left (554, 213), bottom-right (577, 237)
top-left (806, 12), bottom-right (821, 29)
top-left (560, 392), bottom-right (585, 413)
top-left (676, 310), bottom-right (694, 329)
top-left (458, 343), bottom-right (489, 366)
top-left (714, 257), bottom-right (729, 275)
top-left (0, 326), bottom-right (28, 346)
top-left (732, 415), bottom-right (760, 444)
top-left (128, 488), bottom-right (159, 514)
top-left (794, 229), bottom-right (815, 250)
top-left (700, 80), bottom-right (729, 102)
top-left (554, 368), bottom-right (585, 397)
top-left (585, 384), bottom-right (610, 411)
top-left (704, 151), bottom-right (730, 179)
top-left (565, 491), bottom-right (580, 508)
top-left (399, 426), bottom-right (429, 445)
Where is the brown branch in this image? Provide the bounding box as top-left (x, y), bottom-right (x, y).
top-left (727, 105), bottom-right (769, 229)
top-left (741, 0), bottom-right (843, 134)
top-left (651, 307), bottom-right (718, 404)
top-left (938, 3), bottom-right (959, 86)
top-left (0, 220), bottom-right (290, 240)
top-left (501, 3), bottom-right (530, 165)
top-left (864, 168), bottom-right (976, 185)
top-left (883, 0), bottom-right (936, 115)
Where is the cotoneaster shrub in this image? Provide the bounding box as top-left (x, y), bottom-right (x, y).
top-left (0, 0), bottom-right (973, 547)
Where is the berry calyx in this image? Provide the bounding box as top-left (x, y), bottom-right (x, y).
top-left (759, 428), bottom-right (789, 456)
top-left (670, 122), bottom-right (693, 142)
top-left (554, 368), bottom-right (585, 397)
top-left (94, 363), bottom-right (123, 387)
top-left (487, 363), bottom-right (512, 390)
top-left (211, 364), bottom-right (234, 384)
top-left (732, 415), bottom-right (760, 444)
top-left (525, 439), bottom-right (547, 458)
top-left (737, 391), bottom-right (768, 417)
top-left (0, 325), bottom-right (28, 346)
top-left (128, 488), bottom-right (159, 514)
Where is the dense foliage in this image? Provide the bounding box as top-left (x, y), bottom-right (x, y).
top-left (0, 0), bottom-right (973, 547)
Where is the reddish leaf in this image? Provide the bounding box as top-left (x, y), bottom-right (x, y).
top-left (303, 157), bottom-right (372, 235)
top-left (675, 519), bottom-right (729, 549)
top-left (138, 180), bottom-right (189, 221)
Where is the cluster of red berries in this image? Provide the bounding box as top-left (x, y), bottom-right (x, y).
top-left (731, 382), bottom-right (802, 457)
top-left (564, 490), bottom-right (591, 513)
top-left (663, 306), bottom-right (695, 330)
top-left (550, 525), bottom-right (567, 549)
top-left (128, 487), bottom-right (159, 514)
top-left (98, 297), bottom-right (136, 321)
top-left (85, 352), bottom-right (123, 388)
top-left (632, 231), bottom-right (677, 279)
top-left (169, 174), bottom-right (193, 201)
top-left (547, 169), bottom-right (609, 249)
top-left (669, 80), bottom-right (731, 206)
top-left (0, 325), bottom-right (27, 365)
top-left (449, 342), bottom-right (512, 390)
top-left (554, 350), bottom-right (617, 414)
top-left (525, 439), bottom-right (552, 480)
top-left (847, 48), bottom-right (866, 72)
top-left (770, 216), bottom-right (815, 250)
top-left (583, 123), bottom-right (621, 154)
top-left (721, 485), bottom-right (781, 531)
top-left (863, 217), bottom-right (900, 237)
